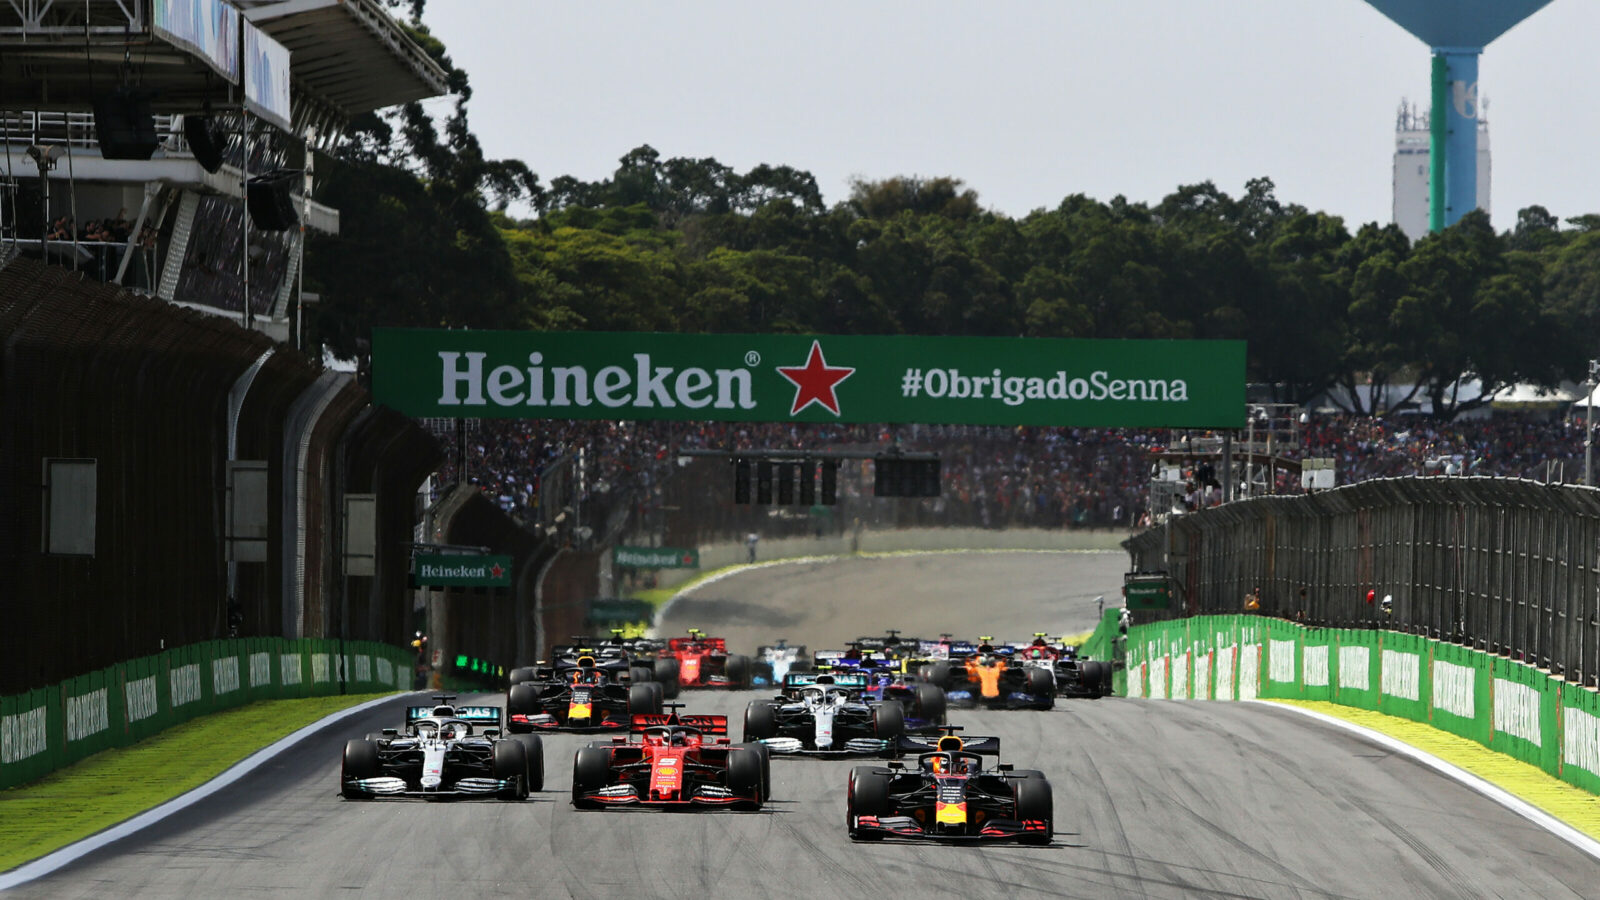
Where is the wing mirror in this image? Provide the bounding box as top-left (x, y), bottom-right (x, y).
top-left (996, 763), bottom-right (1014, 772)
top-left (381, 728), bottom-right (398, 737)
top-left (484, 728), bottom-right (500, 738)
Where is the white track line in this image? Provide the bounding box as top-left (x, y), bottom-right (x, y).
top-left (0, 692), bottom-right (418, 891)
top-left (1249, 700), bottom-right (1600, 863)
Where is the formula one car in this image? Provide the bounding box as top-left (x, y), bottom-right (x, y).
top-left (753, 640), bottom-right (810, 686)
top-left (506, 654), bottom-right (664, 731)
top-left (944, 639), bottom-right (1054, 710)
top-left (847, 728), bottom-right (1052, 844)
top-left (341, 697), bottom-right (542, 800)
top-left (668, 629), bottom-right (752, 689)
top-left (509, 633), bottom-right (682, 699)
top-left (853, 667), bottom-right (948, 731)
top-left (571, 706), bottom-right (770, 809)
top-left (742, 673), bottom-right (905, 756)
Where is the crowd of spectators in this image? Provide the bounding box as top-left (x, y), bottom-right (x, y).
top-left (428, 411), bottom-right (1595, 540)
top-left (45, 211), bottom-right (156, 248)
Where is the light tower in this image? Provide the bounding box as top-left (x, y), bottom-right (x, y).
top-left (1361, 0), bottom-right (1555, 231)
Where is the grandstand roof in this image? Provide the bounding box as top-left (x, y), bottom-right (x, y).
top-left (0, 0), bottom-right (448, 125)
top-left (241, 0), bottom-right (450, 116)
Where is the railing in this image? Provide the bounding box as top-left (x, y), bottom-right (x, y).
top-left (0, 110), bottom-right (187, 153)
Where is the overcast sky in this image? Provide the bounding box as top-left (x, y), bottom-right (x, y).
top-left (421, 1), bottom-right (1600, 232)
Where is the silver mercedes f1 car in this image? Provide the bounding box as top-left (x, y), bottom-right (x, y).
top-left (340, 696), bottom-right (543, 800)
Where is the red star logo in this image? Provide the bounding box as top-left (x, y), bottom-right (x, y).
top-left (682, 553), bottom-right (694, 565)
top-left (776, 340), bottom-right (854, 416)
top-left (490, 563), bottom-right (505, 579)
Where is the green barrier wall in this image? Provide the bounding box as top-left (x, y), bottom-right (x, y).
top-left (1119, 615), bottom-right (1600, 796)
top-left (1, 638), bottom-right (412, 791)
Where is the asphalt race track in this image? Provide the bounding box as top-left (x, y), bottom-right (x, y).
top-left (15, 552), bottom-right (1600, 898)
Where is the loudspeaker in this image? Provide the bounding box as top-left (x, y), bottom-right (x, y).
top-left (182, 115), bottom-right (228, 173)
top-left (93, 87), bottom-right (159, 160)
top-left (246, 169), bottom-right (300, 231)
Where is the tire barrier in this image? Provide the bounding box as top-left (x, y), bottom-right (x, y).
top-left (0, 637), bottom-right (412, 791)
top-left (1119, 615), bottom-right (1600, 795)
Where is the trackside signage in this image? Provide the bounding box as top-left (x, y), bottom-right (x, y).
top-left (415, 553), bottom-right (512, 588)
top-left (372, 329), bottom-right (1246, 428)
top-left (614, 546), bottom-right (699, 569)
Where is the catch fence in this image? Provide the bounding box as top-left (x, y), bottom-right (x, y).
top-left (1125, 477), bottom-right (1600, 688)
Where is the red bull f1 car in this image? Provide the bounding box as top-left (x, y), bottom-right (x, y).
top-left (847, 728), bottom-right (1052, 844)
top-left (571, 706), bottom-right (771, 809)
top-left (506, 654), bottom-right (664, 732)
top-left (340, 697), bottom-right (542, 800)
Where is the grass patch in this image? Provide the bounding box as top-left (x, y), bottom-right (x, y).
top-left (0, 692), bottom-right (393, 873)
top-left (1269, 700), bottom-right (1600, 841)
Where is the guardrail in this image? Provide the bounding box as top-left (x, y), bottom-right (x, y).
top-left (0, 637), bottom-right (413, 791)
top-left (1121, 615), bottom-right (1600, 796)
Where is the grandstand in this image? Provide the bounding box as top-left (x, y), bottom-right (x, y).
top-left (0, 0), bottom-right (446, 342)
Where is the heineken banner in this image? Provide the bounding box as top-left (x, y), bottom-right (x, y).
top-left (415, 554), bottom-right (512, 587)
top-left (373, 329), bottom-right (1246, 428)
top-left (614, 545), bottom-right (700, 569)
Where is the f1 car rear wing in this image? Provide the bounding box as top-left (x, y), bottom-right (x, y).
top-left (630, 713), bottom-right (728, 734)
top-left (757, 644), bottom-right (807, 658)
top-left (896, 733), bottom-right (1001, 755)
top-left (667, 636), bottom-right (726, 651)
top-left (915, 641), bottom-right (951, 659)
top-left (783, 671), bottom-right (870, 689)
top-left (405, 705), bottom-right (502, 726)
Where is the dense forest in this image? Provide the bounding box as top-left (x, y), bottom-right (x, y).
top-left (307, 14), bottom-right (1600, 422)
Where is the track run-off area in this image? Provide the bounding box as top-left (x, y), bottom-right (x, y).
top-left (11, 551), bottom-right (1600, 898)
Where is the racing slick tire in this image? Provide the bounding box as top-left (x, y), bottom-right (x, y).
top-left (913, 683), bottom-right (947, 725)
top-left (341, 739), bottom-right (380, 800)
top-left (743, 699), bottom-right (778, 741)
top-left (572, 747), bottom-right (612, 810)
top-left (506, 683), bottom-right (541, 733)
top-left (1011, 769), bottom-right (1053, 845)
top-left (1078, 661), bottom-right (1106, 698)
top-left (847, 767), bottom-right (891, 840)
top-left (919, 662), bottom-right (951, 689)
top-left (1025, 668), bottom-right (1056, 708)
top-left (726, 654), bottom-right (752, 689)
top-left (512, 733), bottom-right (545, 792)
top-left (646, 679), bottom-right (665, 711)
top-left (507, 666), bottom-right (538, 688)
top-left (492, 739), bottom-right (529, 800)
top-left (727, 746), bottom-right (765, 810)
top-left (629, 682), bottom-right (662, 715)
top-left (654, 658), bottom-right (682, 698)
top-left (628, 665), bottom-right (654, 687)
top-left (872, 700), bottom-right (906, 752)
top-left (735, 741), bottom-right (772, 801)
top-left (1097, 660), bottom-right (1114, 697)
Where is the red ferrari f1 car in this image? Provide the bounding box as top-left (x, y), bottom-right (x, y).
top-left (667, 629), bottom-right (753, 689)
top-left (571, 706), bottom-right (771, 809)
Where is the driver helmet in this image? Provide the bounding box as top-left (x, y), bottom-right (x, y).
top-left (671, 731), bottom-right (690, 746)
top-left (930, 755), bottom-right (946, 774)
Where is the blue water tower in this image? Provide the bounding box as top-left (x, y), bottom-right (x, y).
top-left (1362, 0), bottom-right (1556, 231)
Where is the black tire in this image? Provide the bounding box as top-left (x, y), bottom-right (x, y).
top-left (341, 739), bottom-right (379, 800)
top-left (1026, 667), bottom-right (1055, 706)
top-left (727, 654), bottom-right (751, 689)
top-left (507, 666), bottom-right (538, 687)
top-left (726, 747), bottom-right (764, 809)
top-left (628, 682), bottom-right (659, 714)
top-left (1079, 661), bottom-right (1105, 698)
top-left (646, 680), bottom-right (665, 712)
top-left (1098, 660), bottom-right (1114, 697)
top-left (872, 700), bottom-right (905, 744)
top-left (743, 699), bottom-right (778, 741)
top-left (506, 683), bottom-right (541, 733)
top-left (1011, 770), bottom-right (1053, 845)
top-left (654, 658), bottom-right (681, 698)
top-left (492, 739), bottom-right (528, 800)
top-left (848, 767), bottom-right (892, 840)
top-left (629, 665), bottom-right (654, 687)
top-left (572, 746), bottom-right (612, 809)
top-left (914, 683), bottom-right (946, 724)
top-left (512, 733), bottom-right (544, 792)
top-left (735, 741), bottom-right (772, 800)
top-left (924, 662), bottom-right (951, 689)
